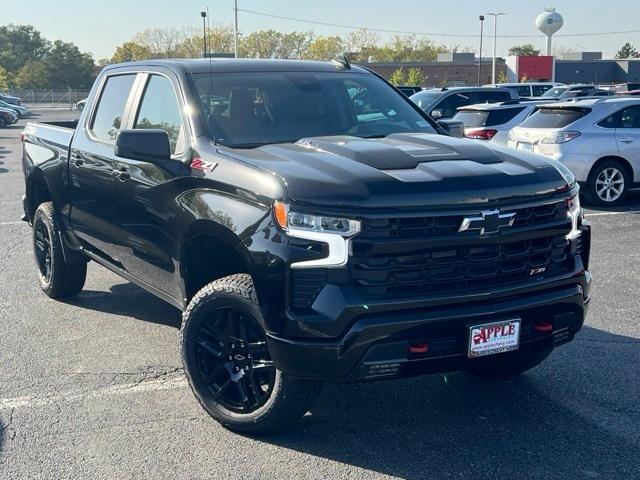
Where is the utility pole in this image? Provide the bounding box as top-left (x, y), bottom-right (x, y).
top-left (477, 15), bottom-right (485, 86)
top-left (200, 11), bottom-right (207, 57)
top-left (234, 0), bottom-right (239, 58)
top-left (486, 12), bottom-right (505, 84)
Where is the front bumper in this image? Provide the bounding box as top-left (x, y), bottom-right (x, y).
top-left (267, 279), bottom-right (590, 382)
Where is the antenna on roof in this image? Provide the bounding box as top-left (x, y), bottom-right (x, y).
top-left (331, 54), bottom-right (351, 70)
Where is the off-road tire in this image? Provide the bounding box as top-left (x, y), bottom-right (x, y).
top-left (32, 202), bottom-right (87, 298)
top-left (181, 273), bottom-right (322, 434)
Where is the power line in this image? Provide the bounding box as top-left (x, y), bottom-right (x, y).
top-left (237, 8), bottom-right (640, 39)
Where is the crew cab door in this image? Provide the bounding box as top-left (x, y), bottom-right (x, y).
top-left (69, 73), bottom-right (138, 262)
top-left (614, 105), bottom-right (640, 182)
top-left (109, 72), bottom-right (191, 302)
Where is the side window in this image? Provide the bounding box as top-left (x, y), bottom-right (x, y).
top-left (618, 106), bottom-right (640, 128)
top-left (516, 86), bottom-right (531, 97)
top-left (476, 91), bottom-right (511, 103)
top-left (90, 74), bottom-right (136, 142)
top-left (599, 106), bottom-right (640, 129)
top-left (435, 92), bottom-right (472, 118)
top-left (134, 75), bottom-right (185, 155)
top-left (533, 85), bottom-right (551, 96)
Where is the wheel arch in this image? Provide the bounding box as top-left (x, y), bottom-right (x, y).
top-left (589, 155), bottom-right (634, 183)
top-left (179, 219), bottom-right (254, 304)
top-left (25, 170), bottom-right (53, 223)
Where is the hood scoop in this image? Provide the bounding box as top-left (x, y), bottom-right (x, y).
top-left (295, 134), bottom-right (504, 170)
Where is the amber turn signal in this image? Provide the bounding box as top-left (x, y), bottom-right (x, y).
top-left (273, 201), bottom-right (288, 229)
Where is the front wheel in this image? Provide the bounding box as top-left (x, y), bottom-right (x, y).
top-left (181, 274), bottom-right (321, 434)
top-left (466, 348), bottom-right (552, 378)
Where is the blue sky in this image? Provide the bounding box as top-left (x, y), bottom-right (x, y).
top-left (4, 0), bottom-right (640, 59)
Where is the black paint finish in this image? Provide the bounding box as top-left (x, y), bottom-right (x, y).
top-left (21, 59), bottom-right (591, 382)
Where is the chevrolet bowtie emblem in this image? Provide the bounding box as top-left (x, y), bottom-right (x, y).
top-left (458, 209), bottom-right (516, 235)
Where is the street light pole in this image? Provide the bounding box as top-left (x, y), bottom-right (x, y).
top-left (234, 0), bottom-right (239, 58)
top-left (200, 11), bottom-right (207, 58)
top-left (486, 12), bottom-right (505, 84)
top-left (477, 15), bottom-right (485, 86)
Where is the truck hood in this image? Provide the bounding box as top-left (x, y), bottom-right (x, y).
top-left (224, 133), bottom-right (569, 209)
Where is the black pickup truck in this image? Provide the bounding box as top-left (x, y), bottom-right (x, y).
top-left (22, 58), bottom-right (591, 434)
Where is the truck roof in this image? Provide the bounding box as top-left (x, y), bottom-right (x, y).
top-left (103, 58), bottom-right (369, 74)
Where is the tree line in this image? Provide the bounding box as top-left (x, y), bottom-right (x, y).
top-left (3, 22), bottom-right (635, 91)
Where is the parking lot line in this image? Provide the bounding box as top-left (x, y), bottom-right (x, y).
top-left (0, 221), bottom-right (24, 226)
top-left (585, 210), bottom-right (640, 217)
top-left (0, 376), bottom-right (187, 411)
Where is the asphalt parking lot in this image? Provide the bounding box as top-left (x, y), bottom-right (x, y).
top-left (0, 110), bottom-right (639, 480)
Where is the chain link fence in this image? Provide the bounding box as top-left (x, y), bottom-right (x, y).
top-left (6, 89), bottom-right (92, 110)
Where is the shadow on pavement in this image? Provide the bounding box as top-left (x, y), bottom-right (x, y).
top-left (64, 282), bottom-right (182, 329)
top-left (258, 326), bottom-right (639, 479)
top-left (584, 189), bottom-right (640, 213)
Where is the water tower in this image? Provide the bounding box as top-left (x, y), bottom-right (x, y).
top-left (536, 7), bottom-right (564, 56)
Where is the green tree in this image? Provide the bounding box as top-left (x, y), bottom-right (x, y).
top-left (277, 31), bottom-right (313, 59)
top-left (45, 40), bottom-right (96, 88)
top-left (615, 43), bottom-right (640, 59)
top-left (406, 67), bottom-right (425, 86)
top-left (304, 36), bottom-right (345, 61)
top-left (389, 68), bottom-right (406, 85)
top-left (0, 66), bottom-right (9, 90)
top-left (176, 25), bottom-right (235, 58)
top-left (508, 44), bottom-right (540, 56)
top-left (14, 60), bottom-right (49, 89)
top-left (497, 70), bottom-right (509, 84)
top-left (111, 41), bottom-right (152, 63)
top-left (0, 24), bottom-right (49, 73)
top-left (240, 30), bottom-right (282, 58)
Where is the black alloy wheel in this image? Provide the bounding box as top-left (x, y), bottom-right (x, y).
top-left (195, 307), bottom-right (275, 413)
top-left (34, 217), bottom-right (53, 283)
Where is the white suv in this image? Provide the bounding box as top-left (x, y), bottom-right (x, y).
top-left (508, 97), bottom-right (640, 206)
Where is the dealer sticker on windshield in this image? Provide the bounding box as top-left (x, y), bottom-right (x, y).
top-left (468, 319), bottom-right (521, 358)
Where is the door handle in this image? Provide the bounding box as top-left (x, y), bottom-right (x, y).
top-left (112, 165), bottom-right (131, 181)
top-left (619, 137), bottom-right (634, 144)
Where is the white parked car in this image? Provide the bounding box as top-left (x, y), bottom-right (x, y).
top-left (508, 97), bottom-right (640, 206)
top-left (485, 82), bottom-right (564, 97)
top-left (453, 100), bottom-right (554, 145)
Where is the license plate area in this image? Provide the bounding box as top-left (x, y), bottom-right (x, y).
top-left (517, 142), bottom-right (534, 152)
top-left (468, 319), bottom-right (521, 358)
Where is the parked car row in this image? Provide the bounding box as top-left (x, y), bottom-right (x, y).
top-left (0, 92), bottom-right (27, 127)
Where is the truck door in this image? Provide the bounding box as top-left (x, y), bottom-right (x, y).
top-left (109, 72), bottom-right (190, 301)
top-left (69, 73), bottom-right (138, 262)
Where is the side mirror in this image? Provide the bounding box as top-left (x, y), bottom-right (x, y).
top-left (437, 119), bottom-right (465, 138)
top-left (431, 109), bottom-right (443, 119)
top-left (115, 129), bottom-right (170, 163)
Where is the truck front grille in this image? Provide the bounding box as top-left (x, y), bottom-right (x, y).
top-left (351, 234), bottom-right (572, 300)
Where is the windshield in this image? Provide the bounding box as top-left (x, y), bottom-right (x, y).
top-left (542, 87), bottom-right (567, 97)
top-left (191, 71), bottom-right (436, 148)
top-left (409, 90), bottom-right (443, 110)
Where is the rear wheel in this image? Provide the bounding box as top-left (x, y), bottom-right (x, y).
top-left (181, 274), bottom-right (321, 434)
top-left (466, 348), bottom-right (552, 378)
top-left (32, 202), bottom-right (87, 298)
top-left (585, 160), bottom-right (630, 207)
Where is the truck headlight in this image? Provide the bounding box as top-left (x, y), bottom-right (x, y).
top-left (274, 201), bottom-right (360, 268)
top-left (566, 194), bottom-right (582, 240)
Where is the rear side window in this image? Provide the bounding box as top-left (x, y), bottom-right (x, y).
top-left (519, 108), bottom-right (589, 128)
top-left (134, 75), bottom-right (185, 155)
top-left (600, 105), bottom-right (640, 129)
top-left (516, 86), bottom-right (531, 97)
top-left (90, 74), bottom-right (136, 142)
